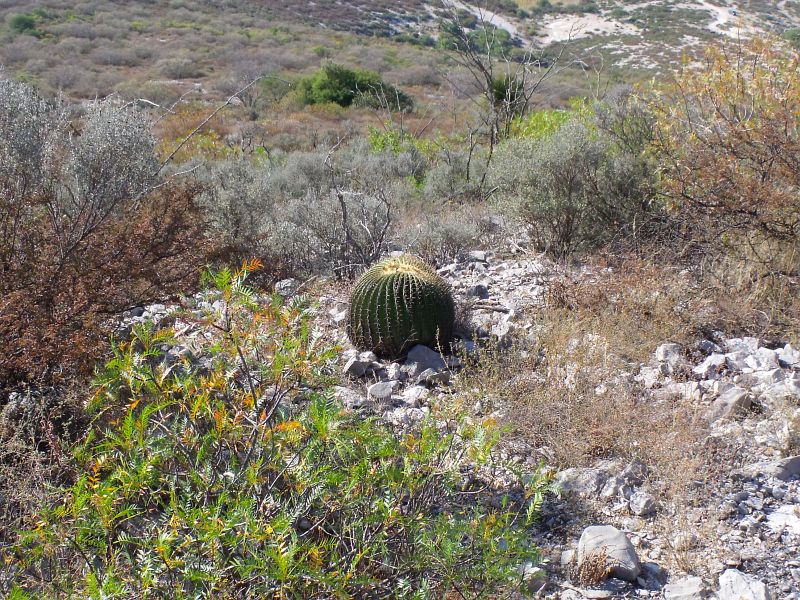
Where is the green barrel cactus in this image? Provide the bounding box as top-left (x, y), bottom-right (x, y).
top-left (347, 255), bottom-right (455, 358)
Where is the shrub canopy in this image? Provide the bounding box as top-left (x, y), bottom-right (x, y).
top-left (297, 63), bottom-right (413, 112)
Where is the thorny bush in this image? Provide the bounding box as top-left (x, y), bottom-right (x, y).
top-left (651, 39), bottom-right (800, 334)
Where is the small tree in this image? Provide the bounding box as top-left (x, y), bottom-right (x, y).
top-left (297, 63), bottom-right (413, 112)
top-left (9, 13), bottom-right (39, 36)
top-left (437, 0), bottom-right (573, 193)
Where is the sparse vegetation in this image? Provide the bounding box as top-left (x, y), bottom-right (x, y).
top-left (2, 0), bottom-right (800, 595)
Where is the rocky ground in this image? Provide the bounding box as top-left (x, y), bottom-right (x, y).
top-left (114, 249), bottom-right (800, 599)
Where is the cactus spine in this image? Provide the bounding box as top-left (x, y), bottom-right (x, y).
top-left (347, 255), bottom-right (455, 358)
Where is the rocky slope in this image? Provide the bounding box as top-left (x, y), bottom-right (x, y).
top-left (265, 0), bottom-right (800, 72)
top-left (112, 248), bottom-right (800, 599)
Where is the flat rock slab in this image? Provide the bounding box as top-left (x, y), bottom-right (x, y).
top-left (404, 344), bottom-right (446, 377)
top-left (739, 455), bottom-right (800, 481)
top-left (367, 381), bottom-right (398, 400)
top-left (557, 467), bottom-right (608, 497)
top-left (718, 569), bottom-right (771, 600)
top-left (707, 386), bottom-right (751, 423)
top-left (577, 525), bottom-right (641, 582)
top-left (766, 505), bottom-right (800, 536)
top-left (664, 576), bottom-right (708, 600)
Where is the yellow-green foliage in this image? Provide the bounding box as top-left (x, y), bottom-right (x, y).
top-left (509, 99), bottom-right (588, 140)
top-left (9, 263), bottom-right (553, 598)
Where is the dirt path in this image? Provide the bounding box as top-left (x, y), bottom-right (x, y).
top-left (537, 13), bottom-right (639, 46)
top-left (444, 0), bottom-right (523, 39)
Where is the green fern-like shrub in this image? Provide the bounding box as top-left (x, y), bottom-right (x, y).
top-left (7, 263), bottom-right (554, 598)
top-left (347, 254), bottom-right (455, 358)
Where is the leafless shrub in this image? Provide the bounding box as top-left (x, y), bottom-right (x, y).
top-left (400, 205), bottom-right (494, 266)
top-left (392, 65), bottom-right (443, 87)
top-left (575, 548), bottom-right (613, 585)
top-left (90, 47), bottom-right (141, 67)
top-left (198, 141), bottom-right (425, 277)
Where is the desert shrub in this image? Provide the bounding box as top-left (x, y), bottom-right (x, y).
top-left (0, 386), bottom-right (83, 557)
top-left (117, 80), bottom-right (185, 107)
top-left (650, 38), bottom-right (800, 332)
top-left (199, 142), bottom-right (422, 277)
top-left (401, 209), bottom-right (489, 266)
top-left (392, 64), bottom-right (441, 87)
top-left (510, 106), bottom-right (573, 140)
top-left (492, 74), bottom-right (526, 117)
top-left (490, 112), bottom-right (655, 258)
top-left (8, 13), bottom-right (41, 37)
top-left (652, 39), bottom-right (800, 251)
top-left (0, 77), bottom-right (210, 384)
top-left (196, 158), bottom-right (296, 279)
top-left (90, 47), bottom-right (141, 67)
top-left (422, 149), bottom-right (486, 202)
top-left (9, 265), bottom-right (553, 598)
top-left (438, 16), bottom-right (516, 58)
top-left (297, 62), bottom-right (414, 112)
top-left (157, 56), bottom-right (205, 79)
top-left (783, 28), bottom-right (800, 48)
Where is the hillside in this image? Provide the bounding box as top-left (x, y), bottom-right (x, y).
top-left (2, 0), bottom-right (800, 106)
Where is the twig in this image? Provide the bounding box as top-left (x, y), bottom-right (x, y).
top-left (158, 76), bottom-right (284, 172)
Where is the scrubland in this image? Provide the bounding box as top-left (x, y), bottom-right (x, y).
top-left (1, 1), bottom-right (800, 597)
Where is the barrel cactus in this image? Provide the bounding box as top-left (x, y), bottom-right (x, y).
top-left (347, 255), bottom-right (455, 358)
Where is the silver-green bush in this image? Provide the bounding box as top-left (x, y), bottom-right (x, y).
top-left (490, 117), bottom-right (654, 257)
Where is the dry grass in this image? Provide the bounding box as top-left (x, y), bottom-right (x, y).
top-left (453, 255), bottom-right (739, 507)
top-left (575, 547), bottom-right (614, 586)
top-left (443, 251), bottom-right (779, 585)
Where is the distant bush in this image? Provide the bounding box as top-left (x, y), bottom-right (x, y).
top-left (783, 28), bottom-right (800, 48)
top-left (438, 18), bottom-right (516, 58)
top-left (390, 32), bottom-right (437, 48)
top-left (8, 13), bottom-right (41, 37)
top-left (297, 62), bottom-right (414, 112)
top-left (402, 207), bottom-right (495, 266)
top-left (510, 103), bottom-right (577, 140)
top-left (422, 149), bottom-right (486, 202)
top-left (199, 142), bottom-right (421, 277)
top-left (10, 265), bottom-right (554, 598)
top-left (157, 56), bottom-right (206, 79)
top-left (392, 64), bottom-right (442, 87)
